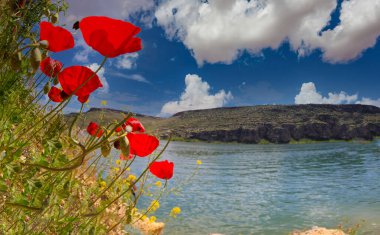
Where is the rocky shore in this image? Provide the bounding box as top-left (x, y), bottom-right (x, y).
top-left (67, 104), bottom-right (380, 144)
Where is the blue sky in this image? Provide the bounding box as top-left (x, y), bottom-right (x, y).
top-left (55, 0), bottom-right (380, 116)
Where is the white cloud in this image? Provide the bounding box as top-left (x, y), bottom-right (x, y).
top-left (115, 53), bottom-right (139, 69)
top-left (109, 72), bottom-right (150, 84)
top-left (155, 0), bottom-right (380, 65)
top-left (356, 97), bottom-right (380, 107)
top-left (160, 74), bottom-right (233, 116)
top-left (295, 82), bottom-right (358, 105)
top-left (73, 37), bottom-right (93, 63)
top-left (295, 82), bottom-right (380, 108)
top-left (87, 63), bottom-right (109, 94)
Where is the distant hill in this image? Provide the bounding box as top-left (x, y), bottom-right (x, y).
top-left (65, 104), bottom-right (380, 144)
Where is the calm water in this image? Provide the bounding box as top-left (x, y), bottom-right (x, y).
top-left (131, 140), bottom-right (380, 235)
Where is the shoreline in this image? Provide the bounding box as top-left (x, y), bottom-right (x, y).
top-left (161, 136), bottom-right (380, 145)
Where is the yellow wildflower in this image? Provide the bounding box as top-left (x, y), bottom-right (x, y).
top-left (141, 215), bottom-right (147, 221)
top-left (99, 181), bottom-right (106, 188)
top-left (150, 200), bottom-right (160, 212)
top-left (127, 174), bottom-right (136, 182)
top-left (196, 160), bottom-right (202, 165)
top-left (154, 181), bottom-right (162, 187)
top-left (170, 207), bottom-right (181, 218)
top-left (116, 159), bottom-right (121, 165)
top-left (113, 167), bottom-right (120, 173)
top-left (101, 100), bottom-right (107, 106)
top-left (149, 216), bottom-right (156, 223)
top-left (131, 208), bottom-right (137, 215)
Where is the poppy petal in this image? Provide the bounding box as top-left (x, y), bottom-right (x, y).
top-left (123, 117), bottom-right (145, 132)
top-left (40, 57), bottom-right (62, 77)
top-left (40, 22), bottom-right (74, 52)
top-left (48, 86), bottom-right (63, 102)
top-left (149, 160), bottom-right (174, 180)
top-left (59, 66), bottom-right (103, 97)
top-left (127, 133), bottom-right (159, 157)
top-left (78, 95), bottom-right (89, 103)
top-left (79, 16), bottom-right (142, 58)
top-left (87, 122), bottom-right (103, 137)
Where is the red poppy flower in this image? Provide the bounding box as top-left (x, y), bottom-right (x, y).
top-left (60, 90), bottom-right (70, 100)
top-left (40, 22), bottom-right (74, 53)
top-left (115, 126), bottom-right (123, 133)
top-left (127, 132), bottom-right (159, 157)
top-left (149, 160), bottom-right (174, 180)
top-left (122, 117), bottom-right (145, 132)
top-left (48, 86), bottom-right (63, 102)
top-left (77, 95), bottom-right (89, 104)
top-left (79, 16), bottom-right (142, 58)
top-left (40, 57), bottom-right (62, 77)
top-left (87, 122), bottom-right (103, 137)
top-left (59, 66), bottom-right (103, 98)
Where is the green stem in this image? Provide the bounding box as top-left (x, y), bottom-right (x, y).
top-left (84, 136), bottom-right (171, 217)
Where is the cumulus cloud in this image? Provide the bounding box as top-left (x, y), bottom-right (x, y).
top-left (160, 74), bottom-right (233, 116)
top-left (155, 0), bottom-right (380, 65)
top-left (295, 82), bottom-right (357, 104)
top-left (356, 97), bottom-right (380, 107)
top-left (115, 53), bottom-right (139, 69)
top-left (87, 63), bottom-right (109, 94)
top-left (73, 37), bottom-right (93, 63)
top-left (295, 82), bottom-right (380, 107)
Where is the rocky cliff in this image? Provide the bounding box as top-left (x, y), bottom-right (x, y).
top-left (66, 104), bottom-right (380, 144)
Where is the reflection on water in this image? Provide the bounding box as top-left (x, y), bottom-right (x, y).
top-left (129, 140), bottom-right (380, 235)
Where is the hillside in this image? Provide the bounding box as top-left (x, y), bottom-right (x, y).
top-left (66, 104), bottom-right (380, 144)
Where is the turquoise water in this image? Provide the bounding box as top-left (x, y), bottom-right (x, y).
top-left (133, 140), bottom-right (380, 235)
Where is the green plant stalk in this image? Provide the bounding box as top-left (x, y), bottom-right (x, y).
top-left (90, 157), bottom-right (136, 206)
top-left (107, 181), bottom-right (168, 233)
top-left (28, 115), bottom-right (134, 172)
top-left (132, 180), bottom-right (168, 224)
top-left (85, 136), bottom-right (171, 217)
top-left (13, 56), bottom-right (107, 143)
top-left (60, 136), bottom-right (172, 231)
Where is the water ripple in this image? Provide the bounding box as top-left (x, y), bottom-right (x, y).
top-left (129, 141), bottom-right (380, 235)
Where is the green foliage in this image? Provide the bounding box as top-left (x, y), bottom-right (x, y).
top-left (0, 1), bottom-right (183, 234)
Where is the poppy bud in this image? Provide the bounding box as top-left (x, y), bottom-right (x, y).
top-left (51, 13), bottom-right (59, 24)
top-left (30, 48), bottom-right (42, 71)
top-left (43, 81), bottom-right (51, 94)
top-left (73, 21), bottom-right (80, 30)
top-left (53, 77), bottom-right (59, 85)
top-left (101, 141), bottom-right (111, 157)
top-left (119, 136), bottom-right (130, 157)
top-left (41, 50), bottom-right (48, 60)
top-left (44, 8), bottom-right (50, 17)
top-left (38, 40), bottom-right (49, 49)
